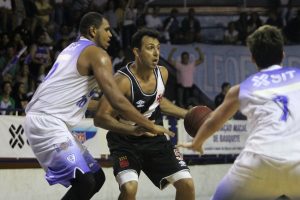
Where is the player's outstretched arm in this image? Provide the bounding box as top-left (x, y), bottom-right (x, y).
top-left (94, 96), bottom-right (153, 136)
top-left (160, 97), bottom-right (187, 119)
top-left (177, 85), bottom-right (240, 153)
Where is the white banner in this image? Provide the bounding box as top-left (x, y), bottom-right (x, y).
top-left (177, 120), bottom-right (249, 155)
top-left (0, 116), bottom-right (109, 159)
top-left (0, 116), bottom-right (249, 159)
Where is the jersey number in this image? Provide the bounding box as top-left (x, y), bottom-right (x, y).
top-left (273, 95), bottom-right (289, 122)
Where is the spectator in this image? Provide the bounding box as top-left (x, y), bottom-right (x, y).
top-left (145, 6), bottom-right (163, 31)
top-left (284, 9), bottom-right (300, 43)
top-left (15, 63), bottom-right (32, 93)
top-left (181, 8), bottom-right (201, 43)
top-left (168, 47), bottom-right (204, 108)
top-left (12, 81), bottom-right (29, 115)
top-left (34, 0), bottom-right (53, 28)
top-left (0, 81), bottom-right (15, 115)
top-left (13, 0), bottom-right (27, 29)
top-left (14, 18), bottom-right (32, 46)
top-left (135, 2), bottom-right (148, 28)
top-left (214, 82), bottom-right (231, 108)
top-left (0, 44), bottom-right (21, 78)
top-left (234, 12), bottom-right (248, 44)
top-left (223, 21), bottom-right (239, 44)
top-left (104, 0), bottom-right (121, 57)
top-left (247, 12), bottom-right (262, 35)
top-left (28, 32), bottom-right (52, 83)
top-left (0, 0), bottom-right (12, 33)
top-left (163, 8), bottom-right (181, 44)
top-left (265, 9), bottom-right (284, 29)
top-left (121, 0), bottom-right (137, 49)
top-left (51, 0), bottom-right (64, 26)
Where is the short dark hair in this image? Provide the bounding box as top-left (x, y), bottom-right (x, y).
top-left (79, 12), bottom-right (104, 36)
top-left (246, 25), bottom-right (284, 69)
top-left (131, 28), bottom-right (160, 49)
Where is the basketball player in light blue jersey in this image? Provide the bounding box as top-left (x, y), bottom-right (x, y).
top-left (24, 12), bottom-right (174, 200)
top-left (178, 25), bottom-right (300, 199)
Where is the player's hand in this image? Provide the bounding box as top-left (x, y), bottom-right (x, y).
top-left (152, 124), bottom-right (175, 137)
top-left (131, 126), bottom-right (157, 137)
top-left (176, 142), bottom-right (204, 155)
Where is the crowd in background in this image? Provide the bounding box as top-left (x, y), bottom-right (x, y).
top-left (0, 0), bottom-right (300, 115)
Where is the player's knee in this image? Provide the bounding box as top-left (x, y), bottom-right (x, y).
top-left (93, 169), bottom-right (106, 193)
top-left (120, 181), bottom-right (138, 198)
top-left (174, 178), bottom-right (195, 193)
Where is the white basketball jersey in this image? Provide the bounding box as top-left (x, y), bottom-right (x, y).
top-left (26, 38), bottom-right (98, 127)
top-left (239, 65), bottom-right (300, 161)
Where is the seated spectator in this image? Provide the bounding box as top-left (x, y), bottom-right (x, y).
top-left (0, 0), bottom-right (12, 33)
top-left (28, 32), bottom-right (52, 82)
top-left (12, 81), bottom-right (29, 115)
top-left (234, 12), bottom-right (248, 44)
top-left (121, 0), bottom-right (137, 49)
top-left (0, 81), bottom-right (15, 115)
top-left (247, 12), bottom-right (262, 35)
top-left (223, 22), bottom-right (239, 44)
top-left (0, 44), bottom-right (22, 78)
top-left (214, 82), bottom-right (231, 108)
top-left (163, 8), bottom-right (182, 44)
top-left (34, 0), bottom-right (53, 27)
top-left (145, 6), bottom-right (163, 30)
top-left (265, 9), bottom-right (283, 29)
top-left (181, 8), bottom-right (201, 43)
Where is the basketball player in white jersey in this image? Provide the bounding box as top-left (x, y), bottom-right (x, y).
top-left (94, 28), bottom-right (195, 200)
top-left (24, 12), bottom-right (174, 200)
top-left (178, 25), bottom-right (300, 199)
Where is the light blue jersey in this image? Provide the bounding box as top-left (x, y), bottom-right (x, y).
top-left (239, 65), bottom-right (300, 161)
top-left (26, 38), bottom-right (98, 127)
top-left (24, 38), bottom-right (101, 187)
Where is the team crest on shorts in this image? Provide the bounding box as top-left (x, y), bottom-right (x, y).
top-left (119, 156), bottom-right (129, 168)
top-left (174, 149), bottom-right (183, 160)
top-left (67, 154), bottom-right (76, 163)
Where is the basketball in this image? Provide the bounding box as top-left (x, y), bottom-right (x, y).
top-left (184, 106), bottom-right (212, 137)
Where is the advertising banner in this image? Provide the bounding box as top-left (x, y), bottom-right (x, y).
top-left (0, 116), bottom-right (249, 159)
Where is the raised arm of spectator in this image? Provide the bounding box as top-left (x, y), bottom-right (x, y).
top-left (195, 47), bottom-right (204, 65)
top-left (167, 47), bottom-right (177, 66)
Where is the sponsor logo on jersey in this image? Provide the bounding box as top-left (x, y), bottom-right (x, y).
top-left (136, 100), bottom-right (145, 108)
top-left (67, 154), bottom-right (76, 163)
top-left (252, 70), bottom-right (296, 87)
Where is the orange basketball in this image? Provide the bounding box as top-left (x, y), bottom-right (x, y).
top-left (184, 106), bottom-right (212, 137)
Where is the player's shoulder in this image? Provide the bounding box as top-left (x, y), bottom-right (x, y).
top-left (156, 65), bottom-right (168, 82)
top-left (83, 45), bottom-right (109, 58)
top-left (114, 69), bottom-right (131, 85)
top-left (83, 46), bottom-right (111, 64)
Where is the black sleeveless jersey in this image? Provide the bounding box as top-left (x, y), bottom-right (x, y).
top-left (107, 62), bottom-right (166, 142)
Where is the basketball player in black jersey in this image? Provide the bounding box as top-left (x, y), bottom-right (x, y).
top-left (94, 28), bottom-right (195, 200)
